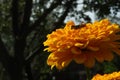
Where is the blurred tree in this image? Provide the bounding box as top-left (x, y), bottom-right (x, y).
top-left (0, 0), bottom-right (78, 80)
top-left (0, 0), bottom-right (120, 80)
top-left (83, 0), bottom-right (120, 23)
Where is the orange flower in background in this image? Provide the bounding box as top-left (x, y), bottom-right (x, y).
top-left (92, 71), bottom-right (120, 80)
top-left (43, 19), bottom-right (120, 70)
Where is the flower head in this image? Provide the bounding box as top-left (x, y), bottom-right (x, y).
top-left (43, 19), bottom-right (120, 70)
top-left (92, 71), bottom-right (120, 80)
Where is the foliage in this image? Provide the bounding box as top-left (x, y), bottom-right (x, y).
top-left (83, 0), bottom-right (120, 23)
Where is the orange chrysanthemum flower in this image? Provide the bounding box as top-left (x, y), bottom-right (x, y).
top-left (43, 19), bottom-right (120, 70)
top-left (92, 71), bottom-right (120, 80)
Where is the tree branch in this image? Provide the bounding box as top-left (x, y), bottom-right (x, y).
top-left (25, 62), bottom-right (34, 80)
top-left (25, 47), bottom-right (43, 80)
top-left (53, 7), bottom-right (70, 31)
top-left (11, 0), bottom-right (19, 36)
top-left (25, 0), bottom-right (75, 63)
top-left (0, 35), bottom-right (13, 72)
top-left (27, 0), bottom-right (63, 35)
top-left (11, 0), bottom-right (30, 67)
top-left (21, 0), bottom-right (33, 35)
top-left (53, 0), bottom-right (75, 31)
top-left (25, 44), bottom-right (44, 63)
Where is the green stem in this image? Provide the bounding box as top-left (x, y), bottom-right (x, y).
top-left (86, 67), bottom-right (91, 80)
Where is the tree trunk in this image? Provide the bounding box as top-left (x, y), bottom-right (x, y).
top-left (4, 57), bottom-right (24, 80)
top-left (9, 71), bottom-right (23, 80)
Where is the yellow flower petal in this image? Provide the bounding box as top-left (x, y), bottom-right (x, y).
top-left (92, 71), bottom-right (120, 80)
top-left (84, 54), bottom-right (95, 68)
top-left (87, 46), bottom-right (99, 51)
top-left (74, 43), bottom-right (84, 47)
top-left (74, 54), bottom-right (86, 64)
top-left (71, 47), bottom-right (81, 54)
